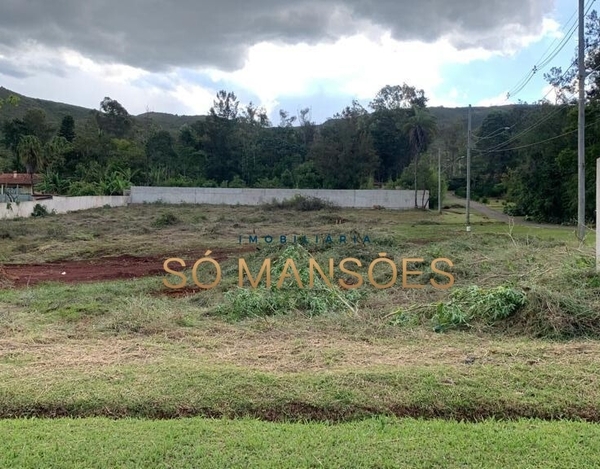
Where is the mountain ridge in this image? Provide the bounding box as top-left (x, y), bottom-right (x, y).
top-left (0, 86), bottom-right (528, 132)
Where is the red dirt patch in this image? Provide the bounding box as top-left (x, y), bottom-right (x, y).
top-left (2, 246), bottom-right (257, 288)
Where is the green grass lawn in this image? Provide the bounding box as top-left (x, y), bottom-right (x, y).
top-left (2, 417), bottom-right (600, 468)
top-left (1, 203), bottom-right (599, 467)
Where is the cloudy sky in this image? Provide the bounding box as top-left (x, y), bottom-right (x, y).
top-left (0, 0), bottom-right (584, 123)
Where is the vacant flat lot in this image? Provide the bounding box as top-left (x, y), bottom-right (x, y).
top-left (1, 202), bottom-right (598, 467)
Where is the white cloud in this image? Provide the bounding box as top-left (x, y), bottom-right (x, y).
top-left (475, 92), bottom-right (510, 107)
top-left (169, 83), bottom-right (218, 115)
top-left (206, 32), bottom-right (496, 112)
top-left (429, 87), bottom-right (469, 107)
top-left (0, 50), bottom-right (191, 116)
top-left (60, 50), bottom-right (147, 84)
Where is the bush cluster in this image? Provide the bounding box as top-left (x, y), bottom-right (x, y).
top-left (262, 195), bottom-right (339, 212)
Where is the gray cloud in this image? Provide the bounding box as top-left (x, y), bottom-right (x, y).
top-left (0, 0), bottom-right (554, 72)
top-left (0, 58), bottom-right (30, 79)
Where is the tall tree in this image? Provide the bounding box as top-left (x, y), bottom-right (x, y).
top-left (95, 97), bottom-right (132, 138)
top-left (210, 90), bottom-right (239, 120)
top-left (175, 124), bottom-right (208, 181)
top-left (368, 84), bottom-right (429, 183)
top-left (310, 101), bottom-right (379, 189)
top-left (471, 110), bottom-right (514, 197)
top-left (238, 102), bottom-right (270, 185)
top-left (17, 135), bottom-right (44, 185)
top-left (1, 118), bottom-right (29, 161)
top-left (369, 108), bottom-right (411, 181)
top-left (22, 109), bottom-right (54, 144)
top-left (297, 107), bottom-right (316, 149)
top-left (58, 115), bottom-right (76, 142)
top-left (203, 91), bottom-right (242, 182)
top-left (436, 120), bottom-right (467, 178)
top-left (369, 84), bottom-right (428, 111)
top-left (146, 130), bottom-right (177, 170)
top-left (403, 107), bottom-right (437, 208)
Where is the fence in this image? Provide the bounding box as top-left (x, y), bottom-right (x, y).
top-left (0, 188), bottom-right (430, 220)
top-left (0, 196), bottom-right (129, 220)
top-left (129, 187), bottom-right (428, 209)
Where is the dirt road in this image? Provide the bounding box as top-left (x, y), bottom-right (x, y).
top-left (444, 193), bottom-right (574, 230)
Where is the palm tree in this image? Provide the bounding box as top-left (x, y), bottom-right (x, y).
top-left (17, 135), bottom-right (44, 189)
top-left (403, 107), bottom-right (437, 208)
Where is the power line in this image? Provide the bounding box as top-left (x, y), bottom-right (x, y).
top-left (535, 15), bottom-right (579, 70)
top-left (477, 52), bottom-right (598, 159)
top-left (505, 0), bottom-right (596, 101)
top-left (536, 9), bottom-right (578, 65)
top-left (479, 118), bottom-right (597, 153)
top-left (506, 22), bottom-right (577, 99)
top-left (497, 61), bottom-right (580, 145)
top-left (481, 128), bottom-right (573, 152)
top-left (481, 103), bottom-right (572, 152)
top-left (475, 61), bottom-right (576, 150)
top-left (544, 56), bottom-right (600, 104)
top-left (505, 12), bottom-right (577, 99)
top-left (473, 126), bottom-right (511, 140)
top-left (470, 1), bottom-right (597, 166)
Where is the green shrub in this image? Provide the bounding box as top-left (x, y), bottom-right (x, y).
top-left (152, 212), bottom-right (181, 227)
top-left (31, 204), bottom-right (50, 218)
top-left (503, 203), bottom-right (525, 217)
top-left (254, 177), bottom-right (281, 188)
top-left (67, 181), bottom-right (102, 196)
top-left (432, 285), bottom-right (526, 332)
top-left (263, 195), bottom-right (339, 212)
top-left (228, 175), bottom-right (246, 188)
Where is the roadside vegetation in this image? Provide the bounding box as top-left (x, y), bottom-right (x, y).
top-left (3, 417), bottom-right (600, 468)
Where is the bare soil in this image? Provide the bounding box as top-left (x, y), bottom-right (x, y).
top-left (1, 246), bottom-right (257, 287)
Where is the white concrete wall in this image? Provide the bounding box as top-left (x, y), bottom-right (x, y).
top-left (130, 187), bottom-right (428, 210)
top-left (0, 196), bottom-right (129, 220)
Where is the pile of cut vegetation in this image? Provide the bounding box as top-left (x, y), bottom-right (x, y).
top-left (391, 279), bottom-right (600, 339)
top-left (386, 237), bottom-right (600, 340)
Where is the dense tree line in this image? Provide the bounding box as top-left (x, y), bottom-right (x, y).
top-left (0, 84), bottom-right (441, 208)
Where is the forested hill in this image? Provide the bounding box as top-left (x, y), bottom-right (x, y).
top-left (0, 87), bottom-right (93, 124)
top-left (0, 86), bottom-right (513, 131)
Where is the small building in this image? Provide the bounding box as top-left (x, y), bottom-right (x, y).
top-left (0, 172), bottom-right (42, 202)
